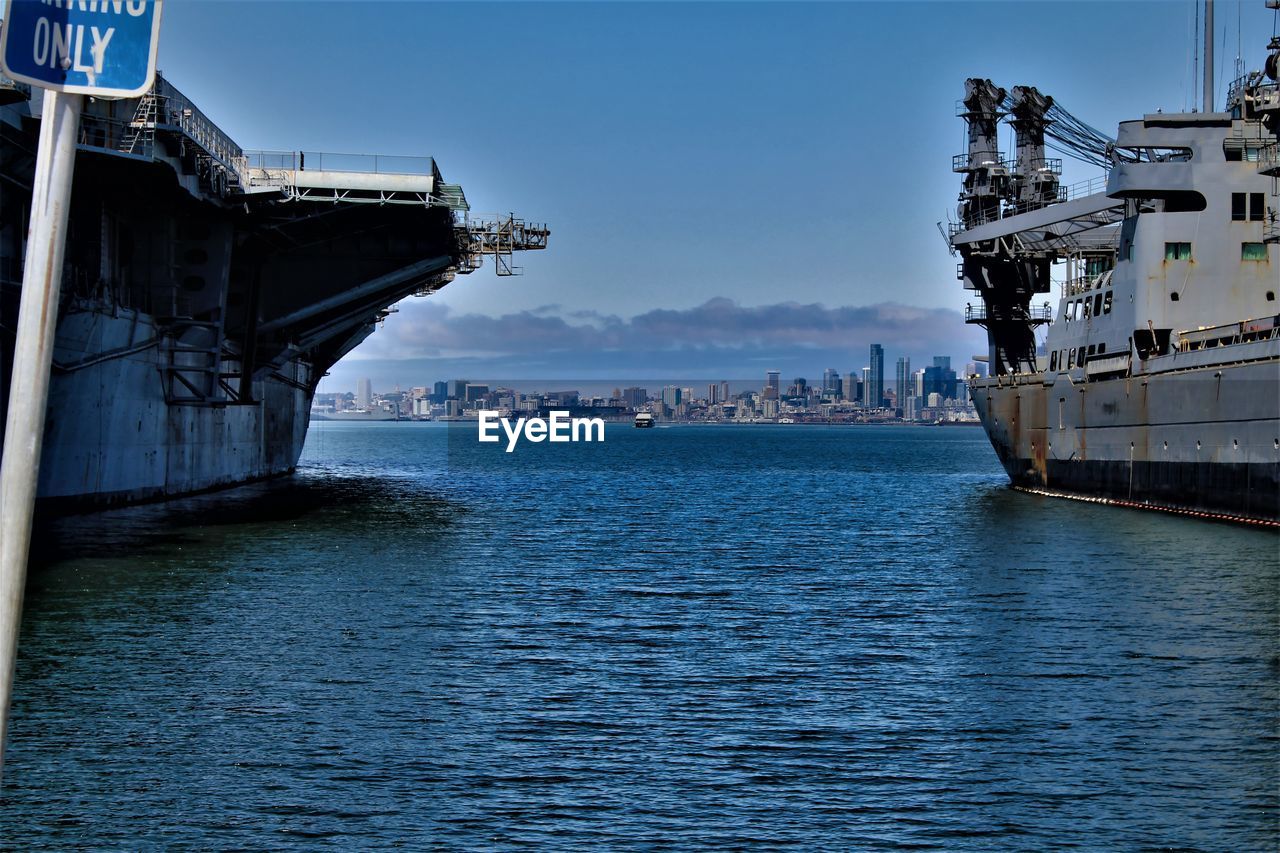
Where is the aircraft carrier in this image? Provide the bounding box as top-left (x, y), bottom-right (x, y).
top-left (948, 3), bottom-right (1279, 524)
top-left (0, 72), bottom-right (547, 510)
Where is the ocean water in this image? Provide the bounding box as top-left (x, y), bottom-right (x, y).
top-left (4, 422), bottom-right (1277, 849)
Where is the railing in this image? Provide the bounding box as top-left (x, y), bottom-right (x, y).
top-left (955, 99), bottom-right (1005, 118)
top-left (77, 115), bottom-right (131, 152)
top-left (1256, 141), bottom-right (1280, 178)
top-left (1018, 157), bottom-right (1062, 175)
top-left (965, 303), bottom-right (1053, 323)
top-left (952, 151), bottom-right (1005, 172)
top-left (1064, 269), bottom-right (1113, 296)
top-left (1224, 74), bottom-right (1277, 113)
top-left (243, 150), bottom-right (436, 176)
top-left (1056, 174), bottom-right (1109, 202)
top-left (948, 170), bottom-right (1113, 241)
top-left (152, 76), bottom-right (244, 178)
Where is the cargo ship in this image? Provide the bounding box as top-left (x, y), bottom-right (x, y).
top-left (948, 2), bottom-right (1279, 524)
top-left (0, 72), bottom-right (547, 510)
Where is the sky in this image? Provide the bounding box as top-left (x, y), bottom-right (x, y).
top-left (155, 1), bottom-right (1278, 389)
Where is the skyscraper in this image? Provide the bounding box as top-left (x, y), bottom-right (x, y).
top-left (356, 378), bottom-right (373, 410)
top-left (843, 372), bottom-right (857, 402)
top-left (861, 366), bottom-right (871, 406)
top-left (895, 357), bottom-right (910, 414)
top-left (868, 344), bottom-right (885, 408)
top-left (707, 383), bottom-right (719, 405)
top-left (765, 370), bottom-right (780, 400)
top-left (822, 367), bottom-right (839, 395)
top-left (720, 380), bottom-right (730, 403)
top-left (923, 357), bottom-right (959, 401)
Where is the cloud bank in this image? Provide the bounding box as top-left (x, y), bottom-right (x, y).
top-left (325, 297), bottom-right (988, 388)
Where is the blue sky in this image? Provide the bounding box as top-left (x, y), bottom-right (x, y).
top-left (157, 1), bottom-right (1277, 387)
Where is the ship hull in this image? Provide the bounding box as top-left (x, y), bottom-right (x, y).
top-left (971, 350), bottom-right (1280, 524)
top-left (33, 307), bottom-right (312, 512)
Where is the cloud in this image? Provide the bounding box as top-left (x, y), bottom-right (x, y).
top-left (328, 297), bottom-right (988, 387)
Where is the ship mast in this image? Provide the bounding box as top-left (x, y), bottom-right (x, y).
top-left (1204, 0), bottom-right (1215, 111)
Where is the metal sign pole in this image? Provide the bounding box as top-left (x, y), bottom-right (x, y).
top-left (0, 88), bottom-right (83, 778)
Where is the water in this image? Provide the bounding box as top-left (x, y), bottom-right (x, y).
top-left (5, 423), bottom-right (1277, 849)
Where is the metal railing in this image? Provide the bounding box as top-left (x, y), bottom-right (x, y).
top-left (952, 151), bottom-right (1005, 172)
top-left (152, 76), bottom-right (245, 179)
top-left (1056, 174), bottom-right (1109, 202)
top-left (965, 303), bottom-right (1053, 323)
top-left (243, 150), bottom-right (436, 176)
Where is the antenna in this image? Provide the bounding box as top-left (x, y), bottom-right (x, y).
top-left (1204, 0), bottom-right (1214, 112)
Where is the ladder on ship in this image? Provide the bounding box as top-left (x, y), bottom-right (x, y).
top-left (119, 93), bottom-right (158, 157)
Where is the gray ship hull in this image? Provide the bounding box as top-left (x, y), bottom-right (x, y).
top-left (36, 306), bottom-right (312, 512)
top-left (971, 341), bottom-right (1280, 524)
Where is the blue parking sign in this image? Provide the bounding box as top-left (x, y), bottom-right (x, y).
top-left (0, 0), bottom-right (162, 99)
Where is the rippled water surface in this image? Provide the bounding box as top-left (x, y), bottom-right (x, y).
top-left (6, 423), bottom-right (1278, 849)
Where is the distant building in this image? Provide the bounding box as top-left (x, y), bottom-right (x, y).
top-left (895, 357), bottom-right (910, 415)
top-left (447, 379), bottom-right (468, 399)
top-left (822, 368), bottom-right (839, 395)
top-left (465, 383), bottom-right (489, 403)
top-left (861, 367), bottom-right (871, 407)
top-left (765, 370), bottom-right (780, 400)
top-left (843, 372), bottom-right (857, 402)
top-left (432, 381), bottom-right (448, 403)
top-left (707, 383), bottom-right (719, 405)
top-left (622, 387), bottom-right (647, 409)
top-left (356, 378), bottom-right (373, 410)
top-left (662, 386), bottom-right (682, 408)
top-left (719, 381), bottom-right (730, 403)
top-left (869, 344), bottom-right (884, 408)
top-left (923, 356), bottom-right (958, 401)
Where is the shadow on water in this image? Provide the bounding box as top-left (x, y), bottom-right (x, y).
top-left (28, 471), bottom-right (465, 570)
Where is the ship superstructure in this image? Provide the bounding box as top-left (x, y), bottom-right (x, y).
top-left (948, 6), bottom-right (1279, 523)
top-left (0, 72), bottom-right (548, 509)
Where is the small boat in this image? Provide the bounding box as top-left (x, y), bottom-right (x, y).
top-left (634, 412), bottom-right (655, 428)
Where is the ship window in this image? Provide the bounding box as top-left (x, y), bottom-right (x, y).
top-left (1231, 193), bottom-right (1246, 221)
top-left (1103, 291), bottom-right (1113, 314)
top-left (1087, 345), bottom-right (1097, 357)
top-left (1164, 242), bottom-right (1192, 261)
top-left (1050, 351), bottom-right (1058, 371)
top-left (1067, 349), bottom-right (1076, 369)
top-left (1242, 242), bottom-right (1267, 261)
top-left (1083, 298), bottom-right (1092, 319)
top-left (1098, 343), bottom-right (1106, 354)
top-left (1250, 193), bottom-right (1265, 222)
top-left (1094, 293), bottom-right (1103, 316)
